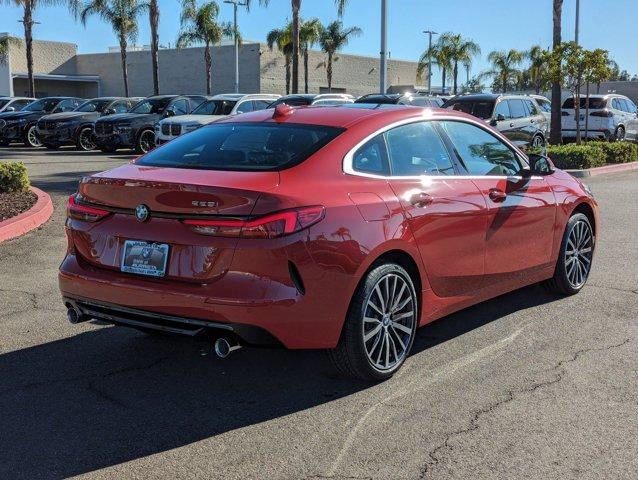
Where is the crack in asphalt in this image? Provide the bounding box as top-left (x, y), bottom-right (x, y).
top-left (418, 338), bottom-right (631, 479)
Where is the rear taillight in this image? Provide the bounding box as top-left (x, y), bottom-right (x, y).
top-left (590, 110), bottom-right (613, 117)
top-left (67, 195), bottom-right (111, 222)
top-left (183, 206), bottom-right (325, 238)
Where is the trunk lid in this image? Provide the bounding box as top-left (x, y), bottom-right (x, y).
top-left (71, 164), bottom-right (280, 282)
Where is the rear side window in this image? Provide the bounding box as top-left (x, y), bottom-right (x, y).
top-left (537, 99), bottom-right (551, 112)
top-left (235, 101), bottom-right (254, 114)
top-left (385, 122), bottom-right (455, 176)
top-left (524, 100), bottom-right (539, 115)
top-left (447, 100), bottom-right (495, 120)
top-left (137, 123), bottom-right (344, 171)
top-left (562, 98), bottom-right (607, 109)
top-left (352, 135), bottom-right (389, 175)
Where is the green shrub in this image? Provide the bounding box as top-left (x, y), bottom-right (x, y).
top-left (545, 144), bottom-right (606, 170)
top-left (0, 161), bottom-right (30, 193)
top-left (587, 141), bottom-right (638, 164)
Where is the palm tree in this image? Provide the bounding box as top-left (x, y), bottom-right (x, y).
top-left (139, 0), bottom-right (160, 94)
top-left (418, 37), bottom-right (453, 94)
top-left (485, 49), bottom-right (524, 93)
top-left (266, 24), bottom-right (293, 94)
top-left (4, 0), bottom-right (68, 96)
top-left (550, 0), bottom-right (564, 144)
top-left (0, 35), bottom-right (21, 66)
top-left (443, 33), bottom-right (480, 95)
top-left (526, 45), bottom-right (549, 94)
top-left (177, 0), bottom-right (235, 95)
top-left (299, 18), bottom-right (322, 93)
top-left (74, 0), bottom-right (144, 97)
top-left (318, 20), bottom-right (361, 93)
top-left (247, 0), bottom-right (348, 94)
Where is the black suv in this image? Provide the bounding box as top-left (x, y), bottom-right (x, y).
top-left (355, 93), bottom-right (444, 108)
top-left (0, 97), bottom-right (84, 147)
top-left (93, 95), bottom-right (208, 153)
top-left (36, 97), bottom-right (143, 151)
top-left (442, 94), bottom-right (549, 148)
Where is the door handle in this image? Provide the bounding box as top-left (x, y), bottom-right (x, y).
top-left (509, 122), bottom-right (514, 127)
top-left (488, 188), bottom-right (507, 202)
top-left (530, 119), bottom-right (535, 123)
top-left (409, 191), bottom-right (434, 207)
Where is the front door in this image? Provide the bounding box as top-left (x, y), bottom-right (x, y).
top-left (439, 120), bottom-right (557, 287)
top-left (382, 121), bottom-right (488, 297)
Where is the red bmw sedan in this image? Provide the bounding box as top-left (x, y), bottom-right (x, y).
top-left (59, 103), bottom-right (598, 381)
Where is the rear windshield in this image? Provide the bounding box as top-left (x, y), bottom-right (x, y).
top-left (446, 100), bottom-right (495, 119)
top-left (136, 123), bottom-right (345, 171)
top-left (562, 98), bottom-right (607, 109)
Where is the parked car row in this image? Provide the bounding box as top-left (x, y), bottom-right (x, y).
top-left (1, 91), bottom-right (637, 152)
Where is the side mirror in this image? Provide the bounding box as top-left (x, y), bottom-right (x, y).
top-left (490, 113), bottom-right (505, 126)
top-left (5, 106), bottom-right (15, 112)
top-left (164, 109), bottom-right (175, 117)
top-left (527, 153), bottom-right (555, 176)
top-left (103, 108), bottom-right (116, 116)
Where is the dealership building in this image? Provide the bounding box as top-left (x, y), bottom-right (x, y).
top-left (0, 35), bottom-right (422, 98)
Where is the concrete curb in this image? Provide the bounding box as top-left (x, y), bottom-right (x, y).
top-left (566, 161), bottom-right (638, 178)
top-left (0, 187), bottom-right (54, 243)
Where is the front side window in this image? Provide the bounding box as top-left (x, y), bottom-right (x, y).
top-left (130, 97), bottom-right (173, 114)
top-left (493, 101), bottom-right (511, 119)
top-left (53, 99), bottom-right (78, 113)
top-left (537, 99), bottom-right (551, 112)
top-left (252, 100), bottom-right (272, 111)
top-left (235, 101), bottom-right (254, 114)
top-left (110, 100), bottom-right (130, 113)
top-left (77, 99), bottom-right (112, 113)
top-left (352, 135), bottom-right (389, 175)
top-left (137, 123), bottom-right (344, 171)
top-left (524, 100), bottom-right (539, 115)
top-left (385, 122), bottom-right (455, 176)
top-left (24, 98), bottom-right (60, 112)
top-left (625, 99), bottom-right (638, 114)
top-left (507, 99), bottom-right (527, 119)
top-left (169, 99), bottom-right (189, 115)
top-left (440, 121), bottom-right (522, 176)
top-left (192, 100), bottom-right (236, 115)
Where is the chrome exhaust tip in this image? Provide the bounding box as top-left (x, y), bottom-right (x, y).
top-left (66, 305), bottom-right (87, 324)
top-left (213, 337), bottom-right (241, 358)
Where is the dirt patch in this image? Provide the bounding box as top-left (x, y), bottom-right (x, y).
top-left (0, 190), bottom-right (38, 222)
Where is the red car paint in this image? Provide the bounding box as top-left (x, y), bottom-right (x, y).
top-left (59, 106), bottom-right (598, 349)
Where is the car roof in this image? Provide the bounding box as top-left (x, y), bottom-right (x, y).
top-left (211, 93), bottom-right (280, 101)
top-left (214, 103), bottom-right (472, 129)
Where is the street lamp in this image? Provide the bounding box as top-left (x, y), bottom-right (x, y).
top-left (379, 0), bottom-right (388, 93)
top-left (224, 0), bottom-right (247, 94)
top-left (575, 0), bottom-right (580, 45)
top-left (422, 30), bottom-right (438, 95)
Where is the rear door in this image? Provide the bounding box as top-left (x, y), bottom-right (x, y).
top-left (623, 98), bottom-right (638, 140)
top-left (523, 98), bottom-right (547, 141)
top-left (506, 99), bottom-right (530, 146)
top-left (383, 120), bottom-right (488, 297)
top-left (439, 120), bottom-right (556, 286)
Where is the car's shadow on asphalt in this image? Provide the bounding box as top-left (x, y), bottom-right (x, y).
top-left (0, 284), bottom-right (560, 478)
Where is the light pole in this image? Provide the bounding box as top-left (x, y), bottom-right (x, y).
top-left (575, 0), bottom-right (581, 45)
top-left (380, 0), bottom-right (387, 93)
top-left (224, 0), bottom-right (247, 94)
top-left (422, 30), bottom-right (438, 94)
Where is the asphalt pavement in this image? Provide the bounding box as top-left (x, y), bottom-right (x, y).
top-left (0, 147), bottom-right (636, 480)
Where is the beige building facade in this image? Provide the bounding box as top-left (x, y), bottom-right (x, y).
top-left (1, 35), bottom-right (420, 98)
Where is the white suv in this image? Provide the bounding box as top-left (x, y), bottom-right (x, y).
top-left (155, 93), bottom-right (280, 144)
top-left (561, 94), bottom-right (638, 141)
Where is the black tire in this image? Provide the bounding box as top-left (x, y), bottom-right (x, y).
top-left (544, 212), bottom-right (594, 295)
top-left (0, 140), bottom-right (9, 147)
top-left (614, 126), bottom-right (626, 142)
top-left (76, 127), bottom-right (97, 151)
top-left (531, 134), bottom-right (545, 149)
top-left (23, 125), bottom-right (41, 147)
top-left (328, 262), bottom-right (418, 382)
top-left (135, 129), bottom-right (156, 154)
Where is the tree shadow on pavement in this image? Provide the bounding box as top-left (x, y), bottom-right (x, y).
top-left (0, 284), bottom-right (560, 479)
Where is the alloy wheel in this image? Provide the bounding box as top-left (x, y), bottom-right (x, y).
top-left (79, 129), bottom-right (96, 151)
top-left (27, 126), bottom-right (41, 147)
top-left (532, 135), bottom-right (544, 148)
top-left (564, 220), bottom-right (593, 289)
top-left (139, 130), bottom-right (155, 153)
top-left (362, 273), bottom-right (416, 371)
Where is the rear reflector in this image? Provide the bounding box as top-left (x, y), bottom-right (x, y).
top-left (67, 195), bottom-right (111, 222)
top-left (183, 206), bottom-right (325, 238)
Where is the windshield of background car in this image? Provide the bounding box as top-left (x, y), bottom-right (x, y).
top-left (192, 100), bottom-right (237, 115)
top-left (562, 98), bottom-right (607, 109)
top-left (270, 98), bottom-right (312, 107)
top-left (24, 98), bottom-right (60, 112)
top-left (447, 100), bottom-right (495, 119)
top-left (136, 123), bottom-right (345, 171)
top-left (130, 97), bottom-right (172, 114)
top-left (77, 99), bottom-right (112, 113)
top-left (0, 100), bottom-right (9, 109)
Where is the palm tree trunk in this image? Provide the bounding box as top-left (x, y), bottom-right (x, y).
top-left (327, 52), bottom-right (333, 92)
top-left (291, 0), bottom-right (300, 94)
top-left (550, 0), bottom-right (564, 145)
top-left (304, 48), bottom-right (309, 94)
top-left (441, 67), bottom-right (446, 94)
top-left (149, 0), bottom-right (160, 95)
top-left (285, 55), bottom-right (291, 95)
top-left (204, 41), bottom-right (212, 95)
top-left (119, 36), bottom-right (129, 97)
top-left (453, 61), bottom-right (458, 94)
top-left (23, 5), bottom-right (35, 97)
top-left (575, 84), bottom-right (581, 145)
top-left (502, 72), bottom-right (507, 93)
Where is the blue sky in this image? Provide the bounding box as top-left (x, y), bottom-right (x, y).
top-left (2, 0), bottom-right (637, 81)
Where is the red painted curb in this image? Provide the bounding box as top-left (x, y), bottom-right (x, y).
top-left (566, 161), bottom-right (638, 178)
top-left (0, 187), bottom-right (54, 243)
